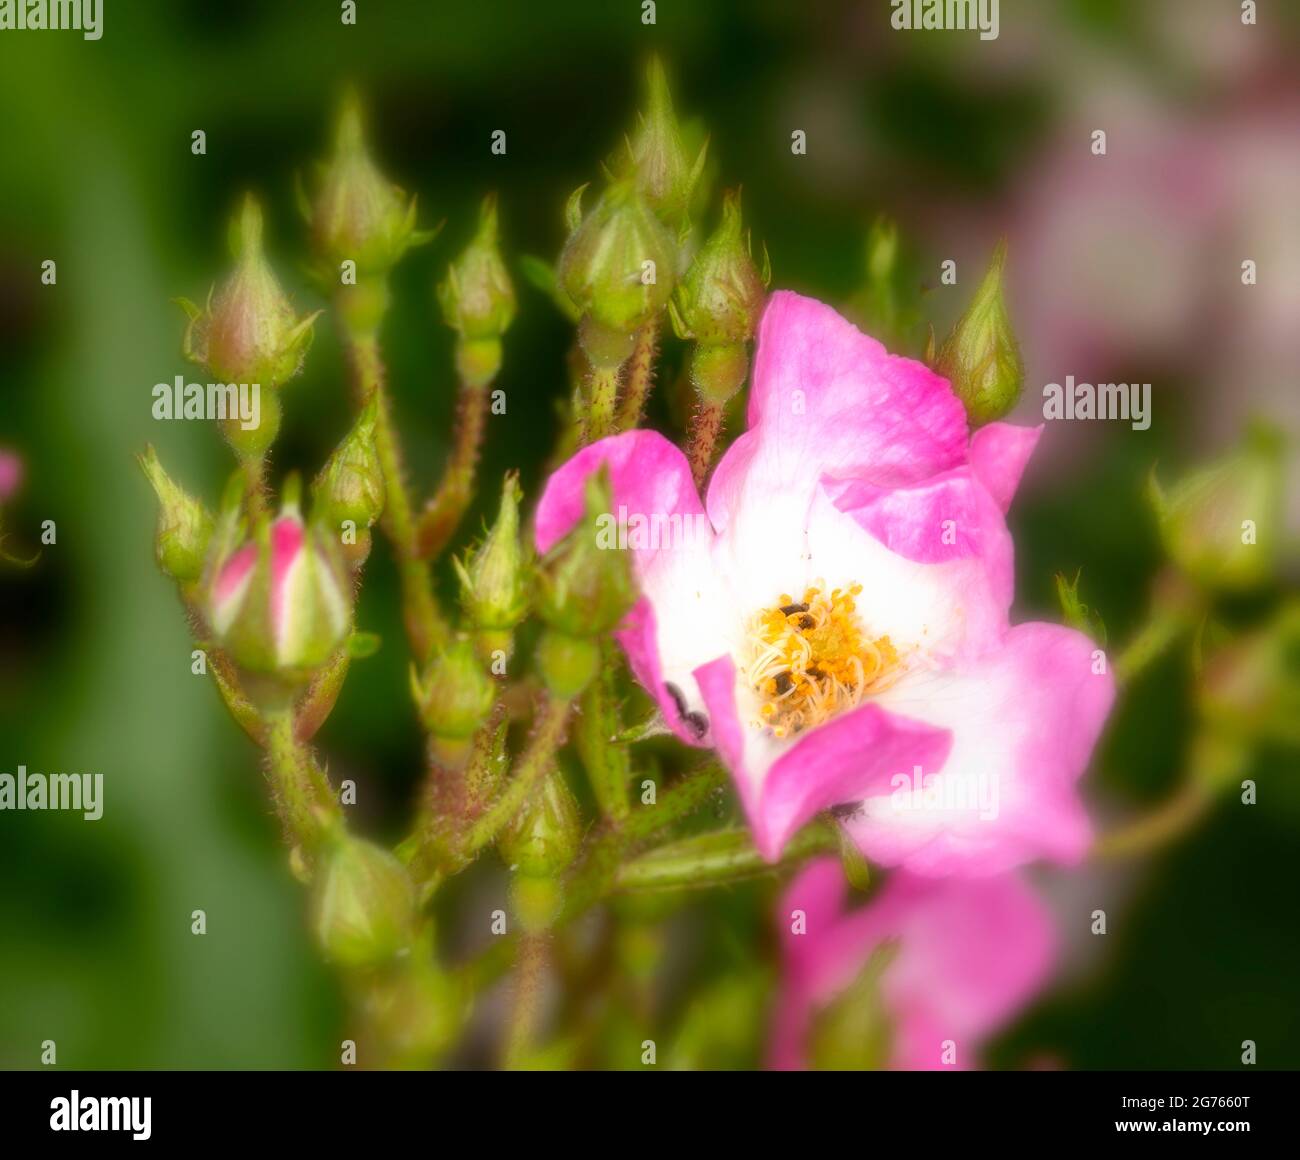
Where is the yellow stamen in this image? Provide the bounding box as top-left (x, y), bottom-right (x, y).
top-left (743, 581), bottom-right (901, 738)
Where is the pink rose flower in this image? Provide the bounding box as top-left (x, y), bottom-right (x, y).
top-left (772, 858), bottom-right (1055, 1070)
top-left (536, 292), bottom-right (1113, 875)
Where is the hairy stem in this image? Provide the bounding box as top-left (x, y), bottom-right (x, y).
top-left (585, 365), bottom-right (621, 443)
top-left (264, 705), bottom-right (339, 862)
top-left (687, 398), bottom-right (725, 488)
top-left (615, 318), bottom-right (659, 431)
top-left (340, 326), bottom-right (445, 661)
top-left (419, 378), bottom-right (489, 559)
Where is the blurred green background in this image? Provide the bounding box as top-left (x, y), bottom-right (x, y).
top-left (1, 0), bottom-right (1297, 1068)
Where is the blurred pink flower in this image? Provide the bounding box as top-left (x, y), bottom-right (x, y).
top-left (537, 293), bottom-right (1113, 875)
top-left (771, 859), bottom-right (1055, 1070)
top-left (0, 449), bottom-right (23, 503)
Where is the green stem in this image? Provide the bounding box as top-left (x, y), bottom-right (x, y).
top-left (615, 823), bottom-right (838, 893)
top-left (340, 325), bottom-right (445, 662)
top-left (615, 317), bottom-right (659, 431)
top-left (466, 695), bottom-right (573, 852)
top-left (574, 646), bottom-right (630, 824)
top-left (504, 931), bottom-right (547, 1068)
top-left (241, 453), bottom-right (268, 522)
top-left (622, 760), bottom-right (727, 841)
top-left (1091, 777), bottom-right (1214, 860)
top-left (1114, 603), bottom-right (1192, 686)
top-left (418, 378), bottom-right (489, 559)
top-left (264, 705), bottom-right (339, 863)
top-left (585, 365), bottom-right (621, 443)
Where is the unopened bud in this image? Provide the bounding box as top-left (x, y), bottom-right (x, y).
top-left (302, 90), bottom-right (436, 278)
top-left (179, 195), bottom-right (320, 392)
top-left (438, 194), bottom-right (516, 386)
top-left (453, 472), bottom-right (528, 654)
top-left (933, 240), bottom-right (1023, 427)
top-left (410, 634), bottom-right (496, 747)
top-left (670, 190), bottom-right (766, 403)
top-left (208, 491), bottom-right (352, 678)
top-left (620, 56), bottom-right (708, 225)
top-left (1149, 424), bottom-right (1284, 592)
top-left (557, 181), bottom-right (676, 369)
top-left (311, 833), bottom-right (416, 969)
top-left (499, 769), bottom-right (581, 880)
top-left (536, 470), bottom-right (635, 638)
top-left (137, 445), bottom-right (214, 584)
top-left (312, 392), bottom-right (386, 530)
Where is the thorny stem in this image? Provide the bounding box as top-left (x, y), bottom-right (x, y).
top-left (687, 398), bottom-right (725, 488)
top-left (241, 453), bottom-right (268, 522)
top-left (504, 931), bottom-right (548, 1068)
top-left (615, 318), bottom-right (659, 431)
top-left (340, 325), bottom-right (446, 661)
top-left (419, 378), bottom-right (489, 559)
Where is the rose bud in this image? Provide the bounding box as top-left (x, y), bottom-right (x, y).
top-left (557, 180), bottom-right (677, 370)
top-left (438, 194), bottom-right (516, 388)
top-left (137, 444), bottom-right (214, 585)
top-left (499, 769), bottom-right (582, 882)
top-left (410, 634), bottom-right (497, 764)
top-left (301, 89), bottom-right (437, 279)
top-left (670, 190), bottom-right (767, 404)
top-left (178, 195), bottom-right (321, 394)
top-left (452, 472), bottom-right (528, 658)
top-left (311, 832), bottom-right (416, 969)
top-left (208, 483), bottom-right (352, 679)
top-left (619, 56), bottom-right (709, 227)
top-left (933, 239), bottom-right (1024, 427)
top-left (312, 392), bottom-right (386, 535)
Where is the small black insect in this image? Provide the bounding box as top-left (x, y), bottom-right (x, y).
top-left (664, 681), bottom-right (709, 739)
top-left (779, 602), bottom-right (810, 616)
top-left (829, 801), bottom-right (863, 821)
top-left (773, 670), bottom-right (794, 695)
top-left (798, 614), bottom-right (815, 630)
top-left (806, 666), bottom-right (826, 680)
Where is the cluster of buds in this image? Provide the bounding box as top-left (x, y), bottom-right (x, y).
top-left (452, 473), bottom-right (529, 660)
top-left (932, 240), bottom-right (1024, 427)
top-left (534, 470), bottom-right (635, 697)
top-left (670, 190), bottom-right (768, 405)
top-left (206, 477), bottom-right (353, 685)
top-left (438, 194), bottom-right (516, 388)
top-left (312, 393), bottom-right (386, 570)
top-left (178, 196), bottom-right (321, 460)
top-left (300, 90), bottom-right (436, 284)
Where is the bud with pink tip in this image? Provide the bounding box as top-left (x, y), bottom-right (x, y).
top-left (208, 479), bottom-right (352, 678)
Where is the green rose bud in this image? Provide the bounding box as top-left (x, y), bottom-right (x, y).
top-left (301, 89), bottom-right (437, 278)
top-left (933, 239), bottom-right (1023, 427)
top-left (670, 190), bottom-right (767, 403)
top-left (1149, 424), bottom-right (1284, 592)
top-left (535, 470), bottom-right (636, 639)
top-left (438, 194), bottom-right (516, 383)
top-left (557, 181), bottom-right (677, 369)
top-left (499, 769), bottom-right (582, 880)
top-left (453, 472), bottom-right (528, 655)
top-left (137, 445), bottom-right (214, 584)
top-left (311, 833), bottom-right (416, 969)
top-left (410, 634), bottom-right (496, 747)
top-left (178, 195), bottom-right (320, 392)
top-left (312, 391), bottom-right (386, 533)
top-left (620, 56), bottom-right (708, 226)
